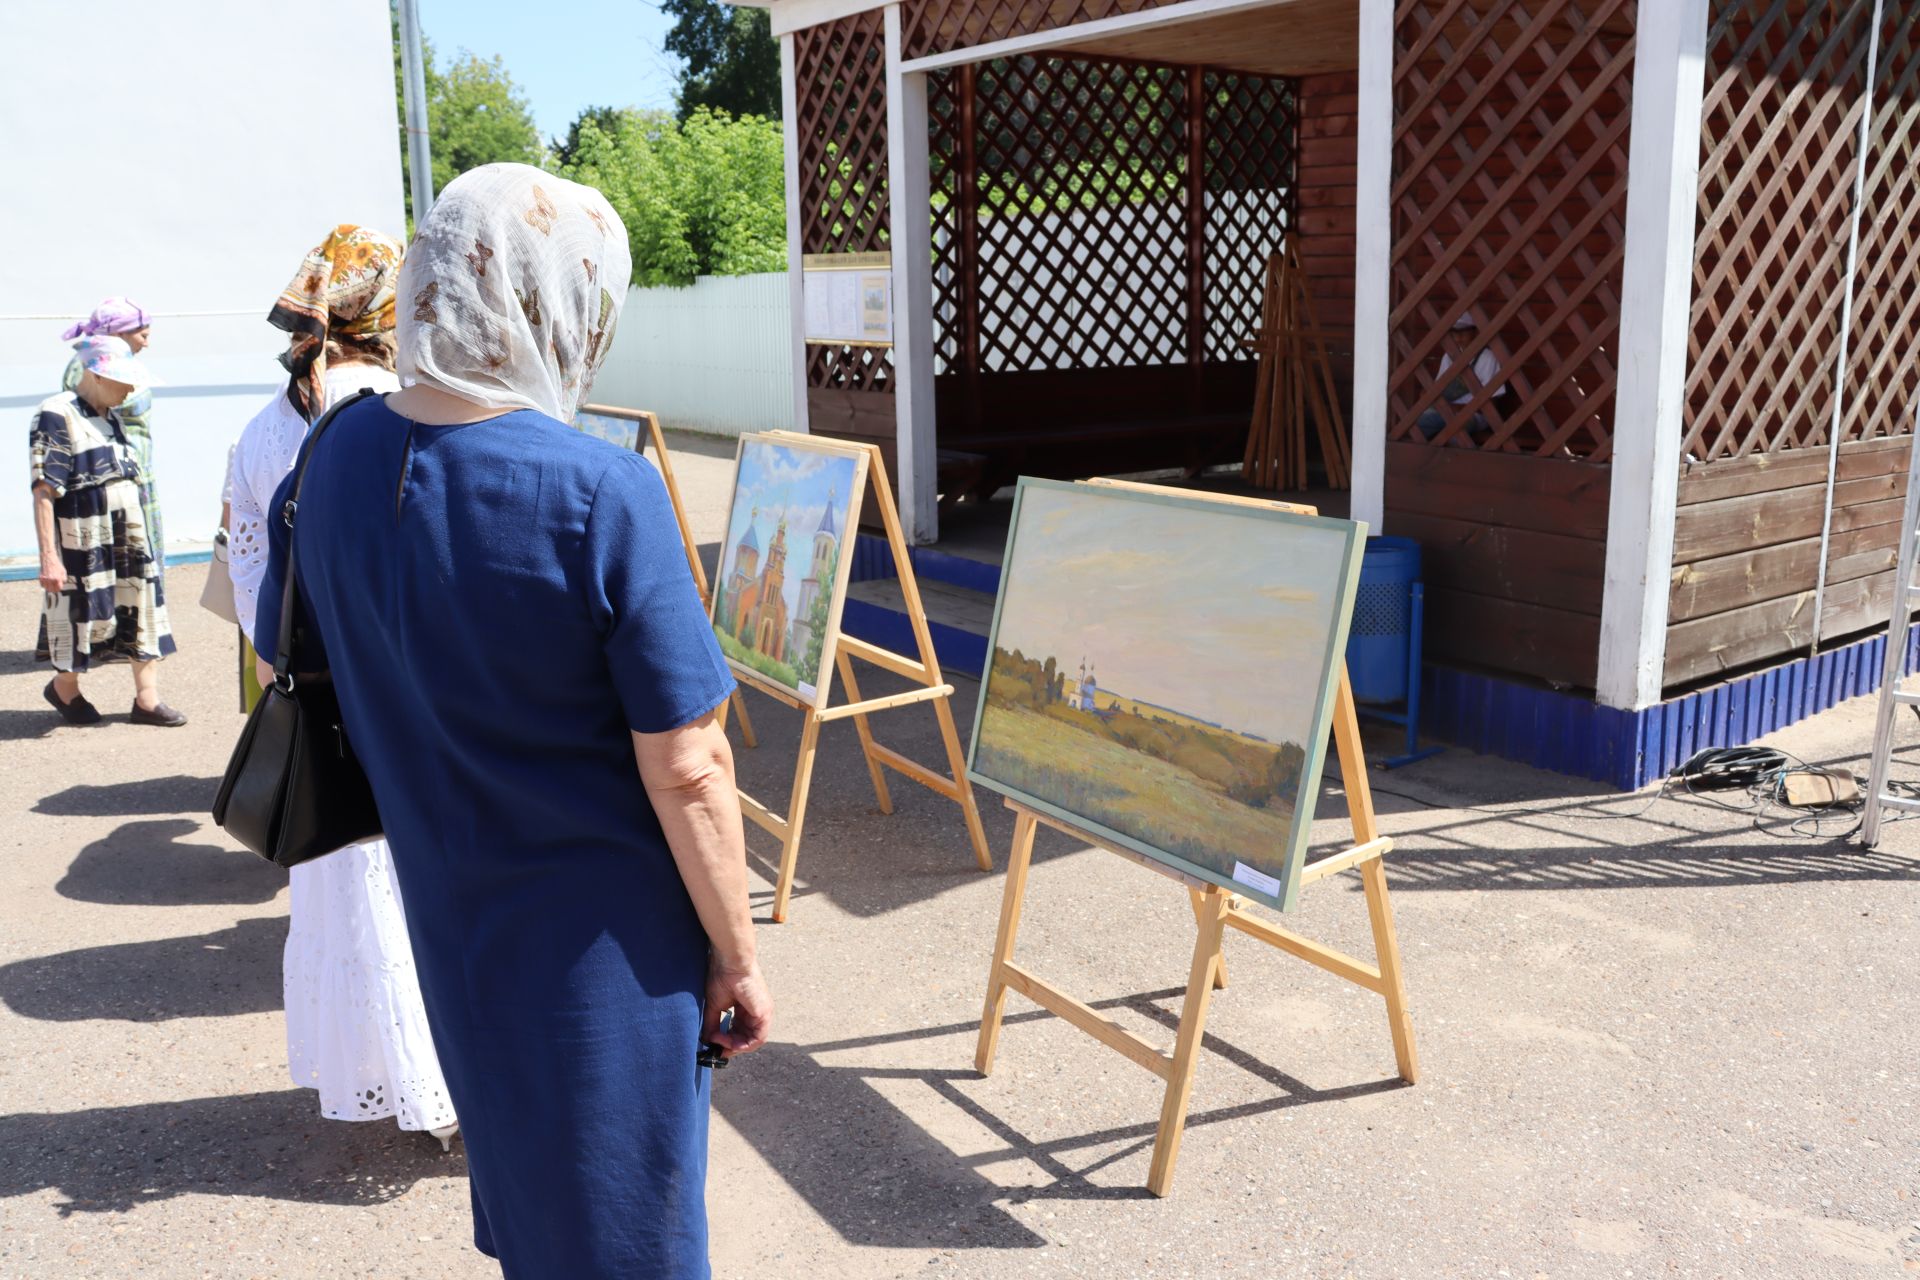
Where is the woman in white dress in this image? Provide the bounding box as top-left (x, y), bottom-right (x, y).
top-left (227, 226), bottom-right (458, 1147)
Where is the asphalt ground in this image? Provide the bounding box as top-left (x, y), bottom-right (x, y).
top-left (1, 432), bottom-right (1916, 1279)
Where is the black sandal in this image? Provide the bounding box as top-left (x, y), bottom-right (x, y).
top-left (129, 701), bottom-right (188, 728)
top-left (44, 680), bottom-right (103, 725)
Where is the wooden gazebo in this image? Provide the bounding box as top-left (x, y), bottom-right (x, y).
top-left (747, 0), bottom-right (1920, 785)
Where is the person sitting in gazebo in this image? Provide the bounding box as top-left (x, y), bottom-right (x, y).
top-left (1417, 311), bottom-right (1507, 446)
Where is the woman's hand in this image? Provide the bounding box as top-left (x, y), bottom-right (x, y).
top-left (703, 956), bottom-right (773, 1058)
top-left (38, 559), bottom-right (65, 595)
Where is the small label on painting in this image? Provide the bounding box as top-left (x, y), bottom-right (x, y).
top-left (1232, 861), bottom-right (1282, 897)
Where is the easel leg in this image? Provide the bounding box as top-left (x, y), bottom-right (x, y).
top-left (1188, 888), bottom-right (1228, 989)
top-left (833, 650), bottom-right (894, 813)
top-left (1362, 856), bottom-right (1419, 1083)
top-left (730, 689), bottom-right (758, 749)
top-left (1147, 886), bottom-right (1229, 1197)
top-left (771, 713), bottom-right (823, 925)
top-left (934, 696), bottom-right (994, 872)
top-left (975, 811), bottom-right (1038, 1075)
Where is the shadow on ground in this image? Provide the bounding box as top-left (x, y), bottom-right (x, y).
top-left (36, 774), bottom-right (220, 818)
top-left (716, 994), bottom-right (1408, 1241)
top-left (0, 708), bottom-right (61, 743)
top-left (714, 1036), bottom-right (1051, 1250)
top-left (0, 916), bottom-right (284, 1022)
top-left (55, 818), bottom-right (283, 908)
top-left (0, 1088), bottom-right (464, 1213)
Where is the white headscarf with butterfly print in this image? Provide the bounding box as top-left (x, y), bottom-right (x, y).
top-left (396, 164), bottom-right (631, 422)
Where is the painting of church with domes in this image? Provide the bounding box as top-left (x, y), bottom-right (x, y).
top-left (711, 434), bottom-right (868, 706)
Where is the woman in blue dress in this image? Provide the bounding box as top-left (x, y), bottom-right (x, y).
top-left (254, 163), bottom-right (773, 1278)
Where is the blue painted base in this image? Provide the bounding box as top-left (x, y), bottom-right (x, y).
top-left (1422, 623), bottom-right (1920, 790)
top-left (841, 534), bottom-right (994, 677)
top-left (838, 535), bottom-right (1918, 792)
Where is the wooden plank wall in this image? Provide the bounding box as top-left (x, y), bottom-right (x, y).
top-left (1384, 441), bottom-right (1609, 688)
top-left (809, 387), bottom-right (897, 530)
top-left (1296, 71), bottom-right (1357, 381)
top-left (1664, 437), bottom-right (1912, 687)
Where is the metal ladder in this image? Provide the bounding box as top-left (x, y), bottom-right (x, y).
top-left (1861, 422), bottom-right (1920, 846)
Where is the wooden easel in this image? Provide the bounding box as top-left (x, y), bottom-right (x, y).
top-left (974, 484), bottom-right (1416, 1196)
top-left (1242, 240), bottom-right (1352, 491)
top-left (724, 430), bottom-right (992, 922)
top-left (583, 403), bottom-right (756, 746)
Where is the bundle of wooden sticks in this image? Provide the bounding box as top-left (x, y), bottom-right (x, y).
top-left (1241, 242), bottom-right (1351, 491)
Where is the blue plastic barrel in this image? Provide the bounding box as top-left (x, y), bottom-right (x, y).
top-left (1345, 536), bottom-right (1421, 705)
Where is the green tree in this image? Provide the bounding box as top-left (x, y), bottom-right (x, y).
top-left (661, 0), bottom-right (781, 121)
top-left (390, 4), bottom-right (544, 225)
top-left (551, 106), bottom-right (630, 168)
top-left (557, 108), bottom-right (786, 287)
top-left (430, 53), bottom-right (545, 193)
top-left (801, 544), bottom-right (836, 684)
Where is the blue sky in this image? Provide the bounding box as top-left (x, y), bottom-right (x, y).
top-left (421, 0), bottom-right (683, 143)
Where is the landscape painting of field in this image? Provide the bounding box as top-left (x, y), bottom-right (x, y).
top-left (967, 480), bottom-right (1364, 911)
top-left (710, 434), bottom-right (867, 707)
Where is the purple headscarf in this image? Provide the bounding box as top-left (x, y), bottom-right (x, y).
top-left (60, 297), bottom-right (151, 342)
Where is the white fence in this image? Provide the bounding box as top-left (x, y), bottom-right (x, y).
top-left (589, 274), bottom-right (795, 435)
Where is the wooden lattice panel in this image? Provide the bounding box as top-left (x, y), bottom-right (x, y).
top-left (928, 55), bottom-right (1297, 380)
top-left (1204, 72), bottom-right (1298, 361)
top-left (901, 0), bottom-right (1182, 62)
top-left (795, 10), bottom-right (894, 392)
top-left (1388, 0), bottom-right (1636, 460)
top-left (972, 55), bottom-right (1191, 370)
top-left (1684, 0), bottom-right (1878, 461)
top-left (1839, 6), bottom-right (1920, 446)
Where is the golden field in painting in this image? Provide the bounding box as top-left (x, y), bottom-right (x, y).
top-left (975, 647), bottom-right (1304, 879)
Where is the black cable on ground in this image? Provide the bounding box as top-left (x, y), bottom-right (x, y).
top-left (1367, 745), bottom-right (1919, 841)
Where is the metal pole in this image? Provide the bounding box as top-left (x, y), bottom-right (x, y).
top-left (1809, 0), bottom-right (1885, 656)
top-left (398, 0), bottom-right (435, 223)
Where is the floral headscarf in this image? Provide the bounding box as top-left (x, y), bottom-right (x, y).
top-left (396, 164), bottom-right (630, 423)
top-left (60, 297), bottom-right (151, 341)
top-left (269, 224), bottom-right (405, 422)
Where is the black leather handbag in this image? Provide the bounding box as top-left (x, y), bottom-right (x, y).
top-left (212, 391), bottom-right (382, 868)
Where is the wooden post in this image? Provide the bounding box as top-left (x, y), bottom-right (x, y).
top-left (1186, 63), bottom-right (1208, 415)
top-left (780, 31), bottom-right (811, 436)
top-left (886, 6), bottom-right (939, 545)
top-left (958, 62), bottom-right (983, 433)
top-left (1597, 0), bottom-right (1711, 710)
top-left (1350, 0), bottom-right (1395, 530)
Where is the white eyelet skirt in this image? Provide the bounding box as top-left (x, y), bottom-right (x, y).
top-left (284, 838), bottom-right (458, 1132)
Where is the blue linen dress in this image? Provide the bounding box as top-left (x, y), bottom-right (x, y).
top-left (255, 396), bottom-right (736, 1278)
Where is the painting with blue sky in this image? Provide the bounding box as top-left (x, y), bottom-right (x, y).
top-left (967, 480), bottom-right (1365, 911)
top-left (711, 435), bottom-right (866, 706)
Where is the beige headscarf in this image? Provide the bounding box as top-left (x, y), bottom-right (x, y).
top-left (396, 164), bottom-right (631, 422)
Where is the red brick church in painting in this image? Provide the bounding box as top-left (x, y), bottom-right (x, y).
top-left (725, 509), bottom-right (792, 663)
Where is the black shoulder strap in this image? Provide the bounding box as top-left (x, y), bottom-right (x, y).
top-left (271, 389), bottom-right (381, 683)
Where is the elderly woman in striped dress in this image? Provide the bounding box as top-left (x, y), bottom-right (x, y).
top-left (31, 335), bottom-right (184, 727)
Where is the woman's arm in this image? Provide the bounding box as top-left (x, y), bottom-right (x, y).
top-left (633, 710), bottom-right (772, 1058)
top-left (32, 484), bottom-right (63, 594)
